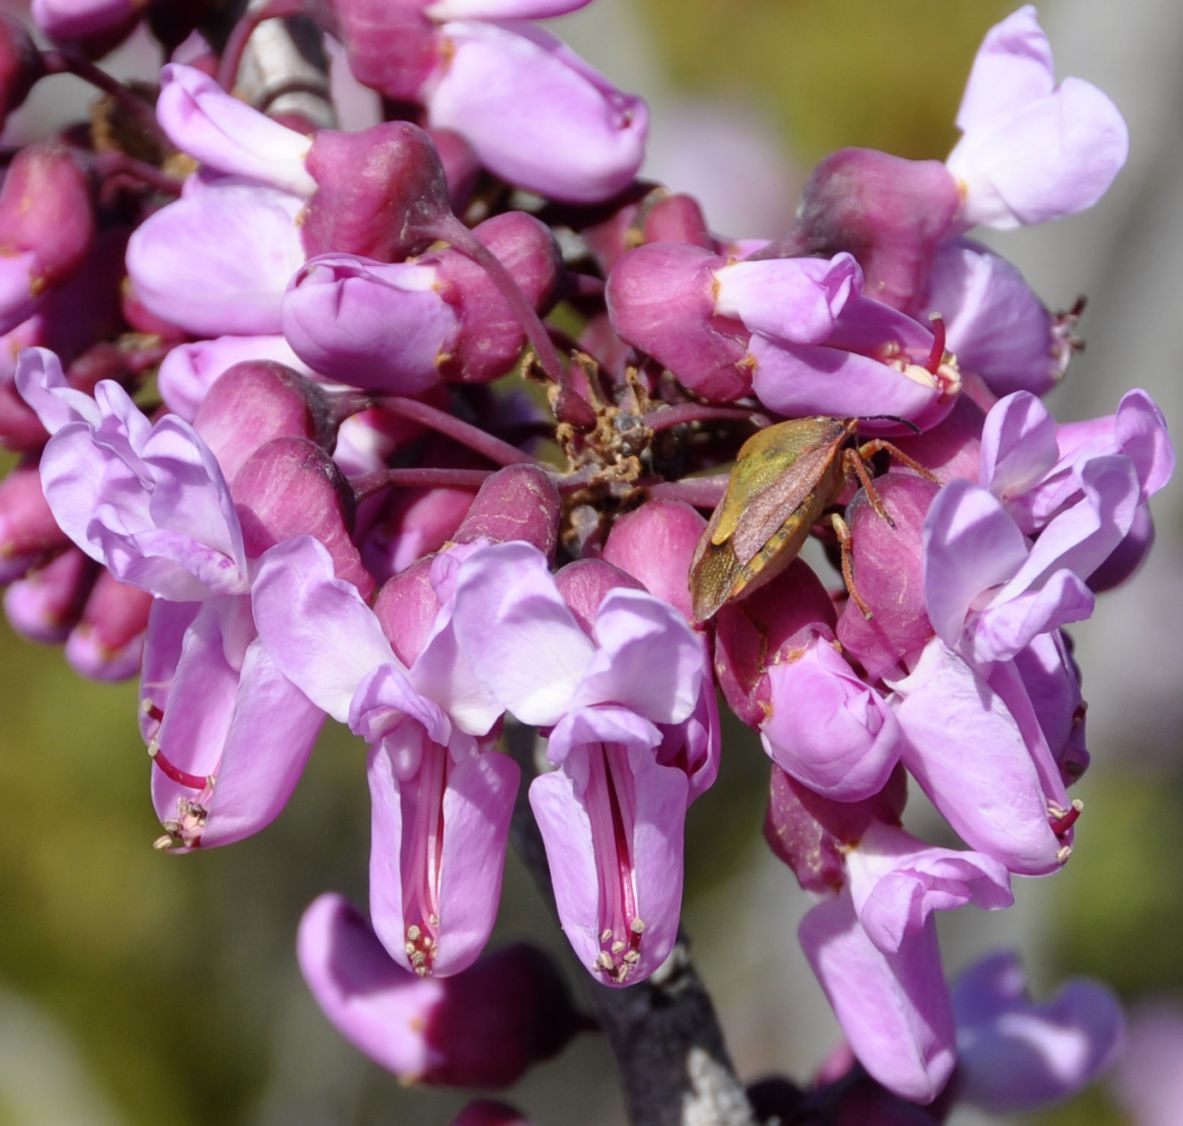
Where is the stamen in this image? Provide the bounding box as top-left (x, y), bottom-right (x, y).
top-left (149, 745), bottom-right (213, 792)
top-left (925, 313), bottom-right (947, 374)
top-left (1049, 798), bottom-right (1084, 836)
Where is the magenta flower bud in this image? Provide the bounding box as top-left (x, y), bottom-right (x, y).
top-left (601, 499), bottom-right (706, 621)
top-left (65, 569), bottom-right (152, 682)
top-left (0, 145), bottom-right (94, 334)
top-left (713, 558), bottom-right (836, 727)
top-left (763, 765), bottom-right (907, 894)
top-left (297, 894), bottom-right (583, 1087)
top-left (158, 335), bottom-right (313, 421)
top-left (363, 479), bottom-right (478, 583)
top-left (337, 0), bottom-right (441, 102)
top-left (452, 463), bottom-right (561, 558)
top-left (0, 460), bottom-right (71, 580)
top-left (432, 211), bottom-right (561, 383)
top-left (0, 15), bottom-right (45, 126)
top-left (282, 254), bottom-right (455, 393)
top-left (641, 191), bottom-right (713, 249)
top-left (302, 122), bottom-right (453, 261)
top-left (449, 1101), bottom-right (534, 1126)
top-left (424, 20), bottom-right (648, 203)
top-left (231, 437), bottom-right (372, 599)
top-left (607, 242), bottom-right (750, 402)
top-left (555, 556), bottom-right (644, 633)
top-left (786, 147), bottom-right (960, 310)
top-left (836, 474), bottom-right (940, 681)
top-left (193, 360), bottom-right (335, 482)
top-left (3, 547), bottom-right (93, 643)
top-left (31, 0), bottom-right (140, 50)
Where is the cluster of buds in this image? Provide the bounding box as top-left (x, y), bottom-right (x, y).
top-left (0, 0), bottom-right (1172, 1119)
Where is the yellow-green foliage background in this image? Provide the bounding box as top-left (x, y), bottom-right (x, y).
top-left (2, 3), bottom-right (1179, 1124)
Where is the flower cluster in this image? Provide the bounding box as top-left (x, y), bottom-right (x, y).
top-left (0, 1), bottom-right (1171, 1120)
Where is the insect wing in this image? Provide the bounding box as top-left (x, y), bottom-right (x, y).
top-left (689, 417), bottom-right (850, 621)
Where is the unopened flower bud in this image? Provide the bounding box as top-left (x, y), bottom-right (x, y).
top-left (32, 0), bottom-right (140, 53)
top-left (607, 242), bottom-right (750, 402)
top-left (764, 765), bottom-right (907, 893)
top-left (0, 145), bottom-right (94, 334)
top-left (452, 463), bottom-right (561, 558)
top-left (3, 547), bottom-right (92, 643)
top-left (336, 0), bottom-right (440, 102)
top-left (784, 147), bottom-right (960, 311)
top-left (433, 211), bottom-right (561, 384)
top-left (0, 459), bottom-right (72, 579)
top-left (836, 473), bottom-right (941, 681)
top-left (302, 122), bottom-right (453, 261)
top-left (297, 893), bottom-right (585, 1087)
top-left (601, 499), bottom-right (706, 621)
top-left (194, 361), bottom-right (336, 482)
top-left (231, 438), bottom-right (373, 598)
top-left (555, 556), bottom-right (644, 634)
top-left (65, 569), bottom-right (151, 682)
top-left (0, 15), bottom-right (45, 126)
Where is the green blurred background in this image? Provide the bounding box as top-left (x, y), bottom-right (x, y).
top-left (2, 1), bottom-right (1181, 1123)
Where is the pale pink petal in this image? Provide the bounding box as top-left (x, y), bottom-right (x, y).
top-left (157, 64), bottom-right (316, 195)
top-left (761, 639), bottom-right (902, 801)
top-left (425, 20), bottom-right (647, 203)
top-left (799, 893), bottom-right (955, 1104)
top-left (251, 536), bottom-right (398, 723)
top-left (450, 540), bottom-right (594, 725)
top-left (923, 480), bottom-right (1028, 648)
top-left (889, 639), bottom-right (1064, 875)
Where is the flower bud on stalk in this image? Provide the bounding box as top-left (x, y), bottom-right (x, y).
top-left (0, 145), bottom-right (94, 335)
top-left (298, 893), bottom-right (585, 1087)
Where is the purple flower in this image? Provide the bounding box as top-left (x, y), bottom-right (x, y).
top-left (946, 6), bottom-right (1128, 229)
top-left (952, 951), bottom-right (1123, 1112)
top-left (733, 255), bottom-right (961, 428)
top-left (17, 348), bottom-right (248, 600)
top-left (155, 64), bottom-right (316, 196)
top-left (800, 821), bottom-right (1012, 1103)
top-left (918, 239), bottom-right (1072, 398)
top-left (16, 350), bottom-right (375, 850)
top-left (422, 20), bottom-right (648, 203)
top-left (253, 535), bottom-right (514, 976)
top-left (449, 541), bottom-right (718, 985)
top-left (126, 181), bottom-right (306, 337)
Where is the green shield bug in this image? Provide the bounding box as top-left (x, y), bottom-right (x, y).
top-left (688, 416), bottom-right (935, 623)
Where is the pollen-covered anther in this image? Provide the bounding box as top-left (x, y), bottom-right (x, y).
top-left (1056, 844), bottom-right (1073, 864)
top-left (405, 920), bottom-right (437, 973)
